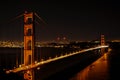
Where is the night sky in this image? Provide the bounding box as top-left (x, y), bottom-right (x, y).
top-left (0, 0), bottom-right (120, 41)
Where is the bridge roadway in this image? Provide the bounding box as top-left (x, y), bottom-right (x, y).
top-left (6, 45), bottom-right (108, 74)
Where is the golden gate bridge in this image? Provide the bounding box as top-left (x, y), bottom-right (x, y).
top-left (4, 11), bottom-right (108, 80)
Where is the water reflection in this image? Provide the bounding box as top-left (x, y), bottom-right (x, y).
top-left (70, 53), bottom-right (110, 80)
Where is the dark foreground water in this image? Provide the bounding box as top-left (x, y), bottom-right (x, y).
top-left (0, 42), bottom-right (120, 80)
top-left (69, 51), bottom-right (110, 80)
top-left (43, 42), bottom-right (120, 80)
top-left (69, 48), bottom-right (120, 80)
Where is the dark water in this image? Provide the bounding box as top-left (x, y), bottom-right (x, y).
top-left (35, 49), bottom-right (101, 80)
top-left (0, 42), bottom-right (120, 80)
top-left (69, 51), bottom-right (110, 80)
top-left (43, 42), bottom-right (120, 80)
top-left (0, 46), bottom-right (79, 69)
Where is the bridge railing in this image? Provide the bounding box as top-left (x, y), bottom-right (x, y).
top-left (6, 45), bottom-right (109, 74)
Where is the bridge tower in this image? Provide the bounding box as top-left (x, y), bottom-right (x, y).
top-left (23, 11), bottom-right (35, 80)
top-left (101, 34), bottom-right (105, 54)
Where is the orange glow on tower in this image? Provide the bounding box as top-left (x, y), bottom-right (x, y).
top-left (101, 34), bottom-right (105, 54)
top-left (63, 37), bottom-right (66, 40)
top-left (101, 34), bottom-right (105, 46)
top-left (24, 11), bottom-right (35, 80)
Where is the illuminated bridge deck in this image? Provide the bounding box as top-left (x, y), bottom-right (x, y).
top-left (6, 45), bottom-right (108, 74)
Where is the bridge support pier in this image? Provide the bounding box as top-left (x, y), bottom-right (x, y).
top-left (23, 11), bottom-right (35, 80)
top-left (24, 70), bottom-right (34, 80)
top-left (101, 34), bottom-right (105, 54)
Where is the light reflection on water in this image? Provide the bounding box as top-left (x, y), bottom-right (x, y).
top-left (70, 52), bottom-right (110, 80)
